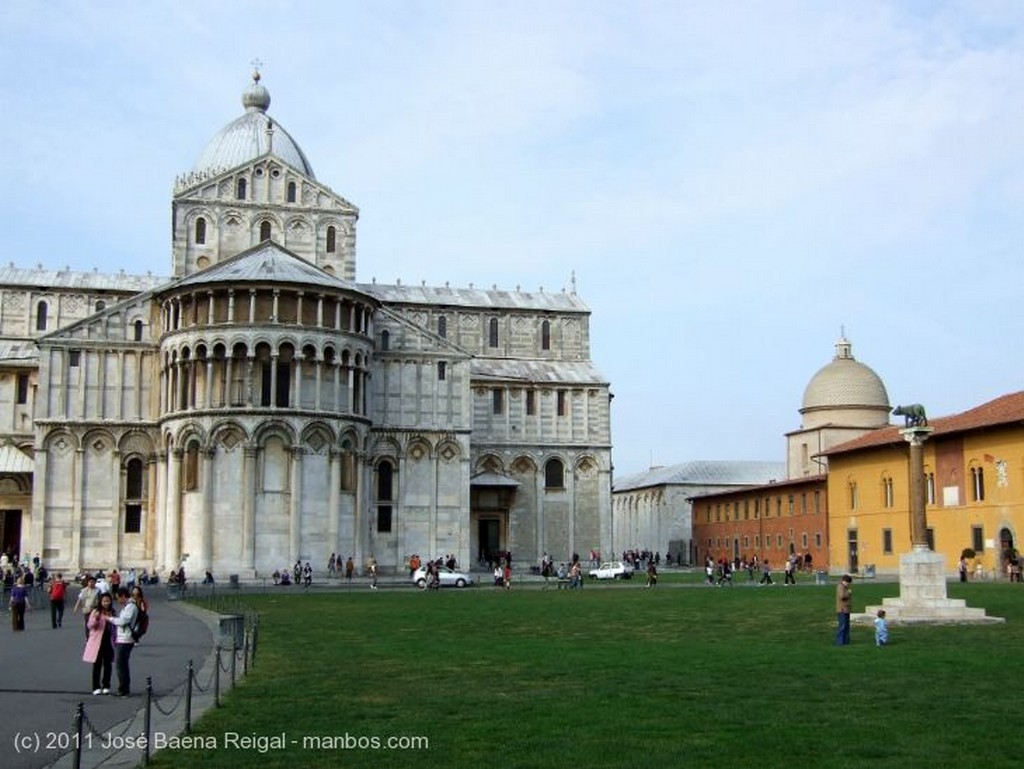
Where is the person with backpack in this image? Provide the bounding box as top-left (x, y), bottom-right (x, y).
top-left (48, 572), bottom-right (68, 628)
top-left (130, 585), bottom-right (149, 641)
top-left (108, 587), bottom-right (140, 696)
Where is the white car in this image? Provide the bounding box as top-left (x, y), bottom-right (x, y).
top-left (412, 565), bottom-right (474, 589)
top-left (588, 561), bottom-right (634, 580)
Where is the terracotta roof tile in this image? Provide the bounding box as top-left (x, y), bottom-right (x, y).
top-left (823, 391), bottom-right (1024, 456)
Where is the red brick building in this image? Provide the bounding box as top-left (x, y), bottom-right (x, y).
top-left (690, 474), bottom-right (829, 571)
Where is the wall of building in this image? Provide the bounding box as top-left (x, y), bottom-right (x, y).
top-left (826, 425), bottom-right (1024, 577)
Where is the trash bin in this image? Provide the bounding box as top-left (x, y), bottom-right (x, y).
top-left (229, 574), bottom-right (239, 589)
top-left (815, 570), bottom-right (829, 585)
top-left (864, 564), bottom-right (876, 578)
top-left (219, 615), bottom-right (245, 649)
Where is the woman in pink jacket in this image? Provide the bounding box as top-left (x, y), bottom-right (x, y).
top-left (83, 593), bottom-right (115, 695)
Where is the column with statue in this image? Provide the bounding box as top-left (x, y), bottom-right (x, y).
top-left (858, 404), bottom-right (1000, 624)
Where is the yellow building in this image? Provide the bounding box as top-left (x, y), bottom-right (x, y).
top-left (823, 391), bottom-right (1024, 578)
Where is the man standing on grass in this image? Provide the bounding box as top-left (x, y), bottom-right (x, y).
top-left (835, 574), bottom-right (853, 645)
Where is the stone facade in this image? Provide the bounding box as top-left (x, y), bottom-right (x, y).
top-left (0, 73), bottom-right (612, 578)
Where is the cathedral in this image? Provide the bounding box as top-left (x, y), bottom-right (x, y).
top-left (0, 72), bottom-right (613, 578)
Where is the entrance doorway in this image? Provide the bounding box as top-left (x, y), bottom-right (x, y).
top-left (0, 510), bottom-right (23, 560)
top-left (847, 529), bottom-right (859, 573)
top-left (472, 514), bottom-right (507, 568)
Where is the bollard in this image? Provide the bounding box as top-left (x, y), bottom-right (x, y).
top-left (185, 660), bottom-right (193, 733)
top-left (230, 642), bottom-right (237, 688)
top-left (73, 703), bottom-right (83, 769)
top-left (143, 677), bottom-right (153, 765)
top-left (214, 645), bottom-right (221, 708)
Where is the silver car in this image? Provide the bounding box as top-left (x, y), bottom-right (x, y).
top-left (412, 565), bottom-right (474, 589)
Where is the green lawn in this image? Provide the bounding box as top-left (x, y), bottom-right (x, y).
top-left (151, 581), bottom-right (1024, 769)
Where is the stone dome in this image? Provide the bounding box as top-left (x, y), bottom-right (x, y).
top-left (192, 71), bottom-right (315, 179)
top-left (801, 336), bottom-right (890, 412)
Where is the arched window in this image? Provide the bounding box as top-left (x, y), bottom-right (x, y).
top-left (488, 318), bottom-right (499, 348)
top-left (380, 329), bottom-right (390, 351)
top-left (376, 461), bottom-right (394, 533)
top-left (260, 221), bottom-right (271, 241)
top-left (287, 181), bottom-right (297, 203)
top-left (236, 178), bottom-right (247, 200)
top-left (36, 301), bottom-right (48, 331)
top-left (195, 217), bottom-right (206, 244)
top-left (126, 457), bottom-right (145, 499)
top-left (184, 443), bottom-right (200, 491)
top-left (971, 466), bottom-right (985, 502)
top-left (541, 319), bottom-right (551, 350)
top-left (437, 315), bottom-right (447, 338)
top-left (326, 225), bottom-right (336, 253)
top-left (134, 320), bottom-right (144, 341)
top-left (124, 457), bottom-right (145, 534)
top-left (544, 458), bottom-right (564, 489)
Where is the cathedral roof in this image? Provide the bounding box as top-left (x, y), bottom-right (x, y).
top-left (360, 283), bottom-right (590, 313)
top-left (0, 264), bottom-right (166, 293)
top-left (613, 460), bottom-right (786, 492)
top-left (192, 71), bottom-right (315, 179)
top-left (471, 359), bottom-right (606, 384)
top-left (169, 241), bottom-right (361, 294)
top-left (801, 336), bottom-right (889, 412)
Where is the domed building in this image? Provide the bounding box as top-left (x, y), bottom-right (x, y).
top-left (786, 335), bottom-right (891, 478)
top-left (0, 72), bottom-right (613, 578)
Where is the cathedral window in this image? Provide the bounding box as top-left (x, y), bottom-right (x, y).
top-left (380, 330), bottom-right (390, 351)
top-left (124, 505), bottom-right (142, 534)
top-left (69, 350), bottom-right (81, 367)
top-left (326, 225), bottom-right (336, 253)
top-left (488, 318), bottom-right (499, 348)
top-left (376, 461), bottom-right (394, 533)
top-left (134, 320), bottom-right (144, 341)
top-left (437, 315), bottom-right (447, 338)
top-left (492, 388), bottom-right (504, 415)
top-left (195, 217), bottom-right (207, 244)
top-left (557, 389), bottom-right (567, 416)
top-left (544, 458), bottom-right (565, 490)
top-left (16, 374), bottom-right (29, 405)
top-left (541, 319), bottom-right (551, 351)
top-left (437, 361), bottom-right (446, 381)
top-left (260, 220), bottom-right (272, 241)
top-left (36, 301), bottom-right (48, 331)
top-left (124, 457), bottom-right (145, 534)
top-left (287, 181), bottom-right (297, 203)
top-left (95, 300), bottom-right (106, 312)
top-left (526, 390), bottom-right (535, 416)
top-left (236, 178), bottom-right (247, 200)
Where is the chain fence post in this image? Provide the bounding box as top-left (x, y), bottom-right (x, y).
top-left (185, 659), bottom-right (194, 733)
top-left (214, 645), bottom-right (221, 708)
top-left (230, 641), bottom-right (237, 688)
top-left (73, 702), bottom-right (83, 769)
top-left (143, 676), bottom-right (153, 765)
top-left (243, 633), bottom-right (249, 676)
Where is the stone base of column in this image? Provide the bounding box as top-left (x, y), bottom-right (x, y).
top-left (856, 547), bottom-right (1003, 625)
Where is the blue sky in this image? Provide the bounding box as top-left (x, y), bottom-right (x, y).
top-left (3, 1), bottom-right (1024, 476)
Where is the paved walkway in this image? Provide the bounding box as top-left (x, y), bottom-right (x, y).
top-left (0, 586), bottom-right (217, 769)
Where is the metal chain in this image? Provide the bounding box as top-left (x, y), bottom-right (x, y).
top-left (151, 685), bottom-right (186, 717)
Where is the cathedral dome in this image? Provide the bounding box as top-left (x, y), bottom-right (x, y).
top-left (801, 336), bottom-right (890, 412)
top-left (192, 71), bottom-right (315, 179)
